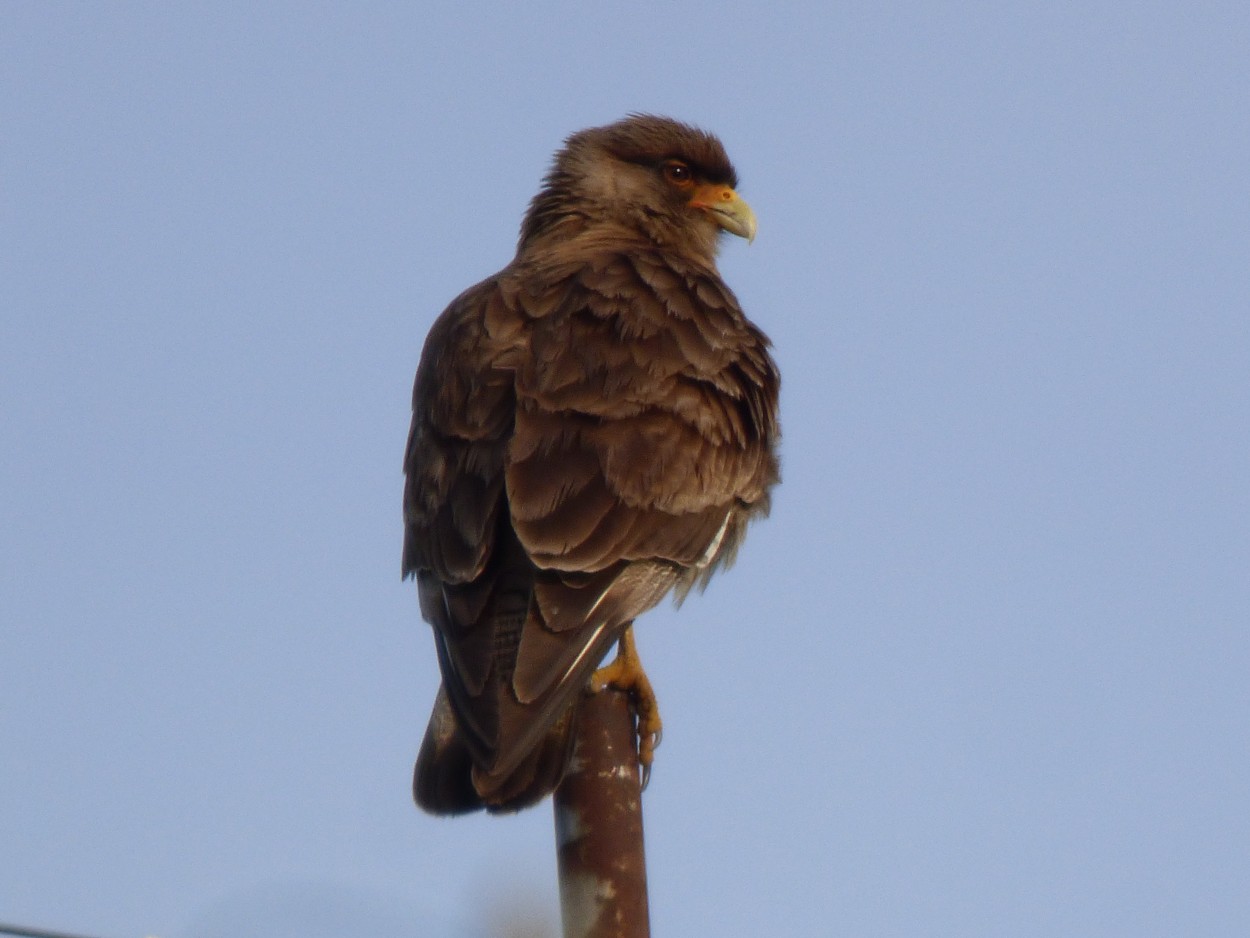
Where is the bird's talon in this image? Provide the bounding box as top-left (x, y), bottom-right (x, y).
top-left (591, 625), bottom-right (664, 787)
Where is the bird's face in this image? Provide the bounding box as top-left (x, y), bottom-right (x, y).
top-left (656, 158), bottom-right (757, 244)
top-left (520, 115), bottom-right (756, 262)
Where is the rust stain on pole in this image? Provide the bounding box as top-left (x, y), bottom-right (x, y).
top-left (553, 687), bottom-right (650, 938)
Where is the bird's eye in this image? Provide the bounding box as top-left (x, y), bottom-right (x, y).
top-left (662, 161), bottom-right (693, 186)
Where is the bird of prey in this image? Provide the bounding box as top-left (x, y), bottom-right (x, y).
top-left (403, 114), bottom-right (780, 814)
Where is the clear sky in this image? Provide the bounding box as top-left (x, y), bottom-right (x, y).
top-left (2, 3), bottom-right (1248, 936)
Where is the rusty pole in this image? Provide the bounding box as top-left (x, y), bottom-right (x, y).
top-left (553, 686), bottom-right (651, 938)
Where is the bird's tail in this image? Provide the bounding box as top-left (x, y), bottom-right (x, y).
top-left (413, 685), bottom-right (579, 815)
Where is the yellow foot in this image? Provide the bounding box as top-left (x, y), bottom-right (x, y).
top-left (590, 625), bottom-right (663, 787)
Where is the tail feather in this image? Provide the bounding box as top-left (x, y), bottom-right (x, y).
top-left (414, 686), bottom-right (580, 815)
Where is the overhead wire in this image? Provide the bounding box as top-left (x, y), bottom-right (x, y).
top-left (0, 923), bottom-right (123, 938)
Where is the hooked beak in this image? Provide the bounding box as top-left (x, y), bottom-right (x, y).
top-left (690, 183), bottom-right (757, 243)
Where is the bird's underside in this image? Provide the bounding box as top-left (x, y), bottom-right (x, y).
top-left (403, 115), bottom-right (780, 814)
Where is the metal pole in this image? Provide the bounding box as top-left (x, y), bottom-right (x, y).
top-left (553, 686), bottom-right (650, 938)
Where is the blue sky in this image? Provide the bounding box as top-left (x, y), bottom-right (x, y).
top-left (2, 3), bottom-right (1248, 936)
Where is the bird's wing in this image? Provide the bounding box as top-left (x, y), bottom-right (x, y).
top-left (508, 248), bottom-right (779, 576)
top-left (503, 248), bottom-right (779, 704)
top-left (404, 272), bottom-right (641, 802)
top-left (402, 277), bottom-right (512, 588)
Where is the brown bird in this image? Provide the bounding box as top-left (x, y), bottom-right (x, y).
top-left (403, 114), bottom-right (780, 814)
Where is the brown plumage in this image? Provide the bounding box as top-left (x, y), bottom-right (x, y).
top-left (403, 114), bottom-right (780, 814)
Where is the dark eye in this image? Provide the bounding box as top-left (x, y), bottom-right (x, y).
top-left (662, 161), bottom-right (693, 185)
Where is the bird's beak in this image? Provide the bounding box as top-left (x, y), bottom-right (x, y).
top-left (690, 184), bottom-right (758, 244)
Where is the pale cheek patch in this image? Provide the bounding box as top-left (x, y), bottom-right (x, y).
top-left (578, 156), bottom-right (652, 210)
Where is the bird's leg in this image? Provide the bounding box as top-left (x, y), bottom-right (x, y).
top-left (589, 624), bottom-right (663, 787)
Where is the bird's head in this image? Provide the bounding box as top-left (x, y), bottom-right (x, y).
top-left (519, 114), bottom-right (756, 262)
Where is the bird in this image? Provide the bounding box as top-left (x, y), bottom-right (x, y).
top-left (402, 114), bottom-right (780, 814)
